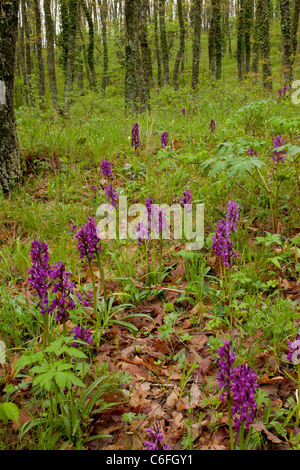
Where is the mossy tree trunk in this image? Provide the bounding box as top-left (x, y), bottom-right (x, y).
top-left (99, 0), bottom-right (109, 96)
top-left (0, 0), bottom-right (24, 194)
top-left (43, 0), bottom-right (59, 111)
top-left (260, 0), bottom-right (272, 90)
top-left (244, 0), bottom-right (253, 75)
top-left (173, 0), bottom-right (185, 91)
top-left (252, 0), bottom-right (262, 74)
top-left (139, 0), bottom-right (151, 103)
top-left (154, 0), bottom-right (162, 88)
top-left (159, 0), bottom-right (169, 86)
top-left (279, 0), bottom-right (293, 84)
top-left (63, 0), bottom-right (79, 113)
top-left (81, 0), bottom-right (97, 91)
top-left (291, 0), bottom-right (300, 61)
top-left (125, 0), bottom-right (146, 113)
top-left (191, 0), bottom-right (202, 90)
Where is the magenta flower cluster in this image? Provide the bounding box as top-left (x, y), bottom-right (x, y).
top-left (72, 325), bottom-right (93, 348)
top-left (131, 122), bottom-right (140, 149)
top-left (217, 341), bottom-right (259, 432)
top-left (247, 147), bottom-right (258, 157)
top-left (101, 159), bottom-right (113, 181)
top-left (105, 183), bottom-right (119, 208)
top-left (161, 131), bottom-right (169, 149)
top-left (28, 238), bottom-right (93, 335)
top-left (180, 189), bottom-right (192, 206)
top-left (209, 118), bottom-right (216, 133)
top-left (75, 216), bottom-right (102, 260)
top-left (277, 86), bottom-right (287, 103)
top-left (144, 425), bottom-right (171, 450)
top-left (212, 200), bottom-right (240, 267)
top-left (28, 238), bottom-right (51, 315)
top-left (272, 135), bottom-right (285, 162)
top-left (287, 334), bottom-right (300, 364)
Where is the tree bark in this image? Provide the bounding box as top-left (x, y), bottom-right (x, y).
top-left (0, 0), bottom-right (23, 194)
top-left (261, 0), bottom-right (272, 90)
top-left (33, 0), bottom-right (45, 101)
top-left (191, 0), bottom-right (202, 90)
top-left (63, 0), bottom-right (79, 113)
top-left (43, 0), bottom-right (59, 111)
top-left (173, 0), bottom-right (185, 91)
top-left (139, 0), bottom-right (151, 103)
top-left (291, 0), bottom-right (300, 61)
top-left (279, 0), bottom-right (293, 84)
top-left (215, 0), bottom-right (222, 79)
top-left (252, 0), bottom-right (262, 74)
top-left (99, 0), bottom-right (109, 96)
top-left (159, 0), bottom-right (169, 86)
top-left (237, 0), bottom-right (244, 80)
top-left (154, 0), bottom-right (162, 88)
top-left (208, 0), bottom-right (216, 76)
top-left (21, 0), bottom-right (33, 103)
top-left (81, 0), bottom-right (97, 91)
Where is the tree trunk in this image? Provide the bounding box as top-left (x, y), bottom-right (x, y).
top-left (208, 0), bottom-right (216, 76)
top-left (43, 0), bottom-right (59, 111)
top-left (159, 0), bottom-right (169, 86)
top-left (215, 0), bottom-right (222, 79)
top-left (81, 0), bottom-right (97, 91)
top-left (244, 0), bottom-right (253, 75)
top-left (99, 0), bottom-right (109, 96)
top-left (0, 0), bottom-right (23, 194)
top-left (279, 0), bottom-right (293, 84)
top-left (191, 0), bottom-right (202, 90)
top-left (21, 0), bottom-right (33, 103)
top-left (33, 0), bottom-right (45, 101)
top-left (154, 0), bottom-right (162, 88)
top-left (173, 0), bottom-right (185, 91)
top-left (291, 0), bottom-right (300, 61)
top-left (139, 0), bottom-right (151, 104)
top-left (261, 0), bottom-right (272, 90)
top-left (124, 0), bottom-right (143, 113)
top-left (237, 0), bottom-right (244, 80)
top-left (63, 0), bottom-right (79, 113)
top-left (252, 0), bottom-right (262, 74)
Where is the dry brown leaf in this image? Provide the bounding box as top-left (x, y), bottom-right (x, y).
top-left (129, 382), bottom-right (151, 408)
top-left (179, 383), bottom-right (202, 410)
top-left (251, 422), bottom-right (283, 444)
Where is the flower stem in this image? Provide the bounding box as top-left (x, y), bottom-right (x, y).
top-left (87, 259), bottom-right (98, 319)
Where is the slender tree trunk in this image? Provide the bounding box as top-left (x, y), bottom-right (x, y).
top-left (261, 0), bottom-right (272, 90)
top-left (159, 0), bottom-right (169, 86)
top-left (252, 0), bottom-right (262, 74)
top-left (173, 0), bottom-right (185, 90)
top-left (0, 0), bottom-right (24, 194)
top-left (224, 0), bottom-right (231, 56)
top-left (19, 25), bottom-right (29, 106)
top-left (81, 0), bottom-right (97, 91)
top-left (237, 0), bottom-right (244, 80)
top-left (63, 0), bottom-right (79, 113)
top-left (43, 0), bottom-right (59, 111)
top-left (208, 0), bottom-right (216, 76)
top-left (139, 0), bottom-right (151, 104)
top-left (124, 0), bottom-right (143, 113)
top-left (99, 0), bottom-right (109, 96)
top-left (191, 0), bottom-right (202, 90)
top-left (33, 0), bottom-right (45, 101)
top-left (279, 0), bottom-right (293, 84)
top-left (215, 0), bottom-right (222, 79)
top-left (154, 0), bottom-right (162, 88)
top-left (291, 0), bottom-right (300, 61)
top-left (21, 0), bottom-right (33, 103)
top-left (244, 0), bottom-right (253, 75)
top-left (60, 0), bottom-right (69, 71)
